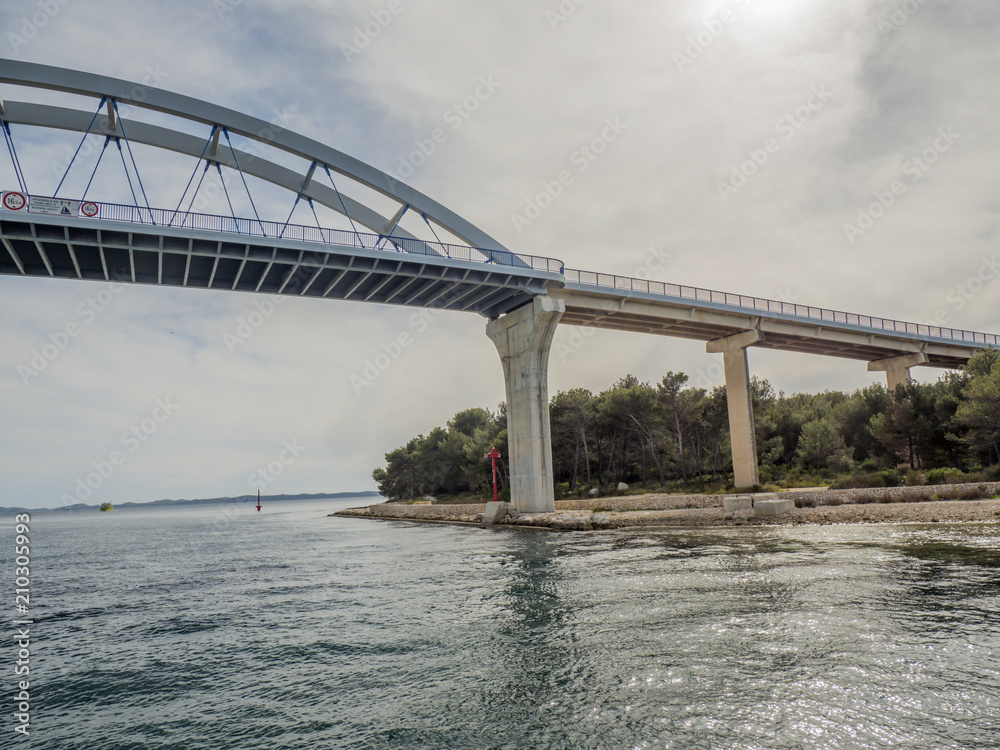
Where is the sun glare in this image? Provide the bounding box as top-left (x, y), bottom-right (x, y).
top-left (683, 0), bottom-right (827, 40)
top-left (745, 0), bottom-right (825, 26)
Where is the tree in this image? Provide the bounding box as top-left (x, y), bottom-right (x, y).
top-left (448, 407), bottom-right (492, 438)
top-left (657, 372), bottom-right (704, 482)
top-left (870, 381), bottom-right (941, 469)
top-left (703, 386), bottom-right (731, 480)
top-left (448, 407), bottom-right (498, 493)
top-left (550, 388), bottom-right (595, 489)
top-left (372, 407), bottom-right (506, 499)
top-left (953, 350), bottom-right (1000, 466)
top-left (833, 384), bottom-right (891, 463)
top-left (795, 418), bottom-right (852, 473)
top-left (372, 437), bottom-right (423, 500)
top-left (593, 376), bottom-right (663, 484)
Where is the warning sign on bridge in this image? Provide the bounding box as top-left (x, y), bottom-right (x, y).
top-left (1, 191), bottom-right (27, 211)
top-left (80, 201), bottom-right (100, 218)
top-left (28, 196), bottom-right (81, 216)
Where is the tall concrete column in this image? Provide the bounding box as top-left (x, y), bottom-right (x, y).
top-left (486, 296), bottom-right (565, 514)
top-left (707, 330), bottom-right (761, 489)
top-left (868, 353), bottom-right (928, 391)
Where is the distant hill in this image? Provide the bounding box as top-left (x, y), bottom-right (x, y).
top-left (0, 491), bottom-right (381, 514)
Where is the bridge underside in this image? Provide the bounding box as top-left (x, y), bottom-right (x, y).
top-left (554, 287), bottom-right (974, 369)
top-left (0, 215), bottom-right (559, 317)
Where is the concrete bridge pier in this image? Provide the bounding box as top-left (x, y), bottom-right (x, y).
top-left (487, 296), bottom-right (565, 514)
top-left (868, 352), bottom-right (928, 391)
top-left (707, 330), bottom-right (761, 489)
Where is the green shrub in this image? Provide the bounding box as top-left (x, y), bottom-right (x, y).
top-left (879, 471), bottom-right (903, 487)
top-left (827, 476), bottom-right (852, 490)
top-left (830, 474), bottom-right (881, 490)
top-left (923, 468), bottom-right (943, 484)
top-left (961, 486), bottom-right (987, 500)
top-left (924, 468), bottom-right (963, 485)
top-left (897, 489), bottom-right (933, 503)
top-left (829, 471), bottom-right (915, 490)
top-left (859, 459), bottom-right (881, 473)
top-left (936, 486), bottom-right (987, 501)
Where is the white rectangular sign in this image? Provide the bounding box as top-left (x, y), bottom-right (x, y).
top-left (27, 196), bottom-right (80, 216)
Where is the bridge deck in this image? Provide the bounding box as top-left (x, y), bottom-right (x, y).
top-left (0, 211), bottom-right (562, 318)
top-left (1, 203), bottom-right (997, 370)
top-left (556, 285), bottom-right (986, 369)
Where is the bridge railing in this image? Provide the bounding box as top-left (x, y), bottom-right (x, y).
top-left (564, 269), bottom-right (1000, 347)
top-left (61, 200), bottom-right (565, 274)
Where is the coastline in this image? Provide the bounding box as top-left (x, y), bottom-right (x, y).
top-left (332, 483), bottom-right (1000, 531)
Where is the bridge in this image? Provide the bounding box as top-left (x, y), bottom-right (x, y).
top-left (2, 60), bottom-right (997, 513)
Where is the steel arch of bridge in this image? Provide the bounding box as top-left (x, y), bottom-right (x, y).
top-left (0, 59), bottom-right (509, 258)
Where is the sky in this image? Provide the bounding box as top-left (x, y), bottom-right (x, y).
top-left (1, 0), bottom-right (998, 509)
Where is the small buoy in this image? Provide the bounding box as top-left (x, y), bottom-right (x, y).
top-left (256, 490), bottom-right (262, 512)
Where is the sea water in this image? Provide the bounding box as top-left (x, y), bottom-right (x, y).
top-left (4, 498), bottom-right (999, 749)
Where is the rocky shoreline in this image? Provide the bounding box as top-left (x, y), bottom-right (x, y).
top-left (332, 482), bottom-right (1000, 531)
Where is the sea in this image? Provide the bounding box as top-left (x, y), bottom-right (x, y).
top-left (3, 497), bottom-right (999, 749)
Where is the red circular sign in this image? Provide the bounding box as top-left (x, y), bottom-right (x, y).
top-left (2, 192), bottom-right (26, 211)
top-left (80, 201), bottom-right (99, 218)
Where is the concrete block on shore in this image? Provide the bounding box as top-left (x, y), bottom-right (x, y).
top-left (754, 499), bottom-right (795, 516)
top-left (723, 496), bottom-right (753, 512)
top-left (481, 501), bottom-right (510, 528)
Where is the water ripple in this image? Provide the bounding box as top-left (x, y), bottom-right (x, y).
top-left (10, 505), bottom-right (1000, 749)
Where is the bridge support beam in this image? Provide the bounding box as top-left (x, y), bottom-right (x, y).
top-left (868, 352), bottom-right (928, 391)
top-left (487, 297), bottom-right (565, 514)
top-left (707, 330), bottom-right (761, 489)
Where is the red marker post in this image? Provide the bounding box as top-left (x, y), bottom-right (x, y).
top-left (485, 447), bottom-right (501, 504)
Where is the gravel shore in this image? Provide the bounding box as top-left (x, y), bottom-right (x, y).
top-left (333, 485), bottom-right (1000, 531)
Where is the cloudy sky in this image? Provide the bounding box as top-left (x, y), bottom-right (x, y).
top-left (1, 0), bottom-right (998, 509)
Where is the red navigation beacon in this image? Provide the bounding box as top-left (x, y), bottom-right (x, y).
top-left (485, 447), bottom-right (501, 504)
